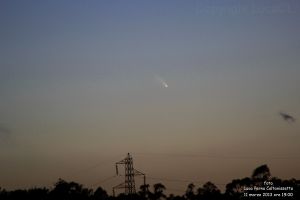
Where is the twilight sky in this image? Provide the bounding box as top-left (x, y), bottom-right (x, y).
top-left (0, 0), bottom-right (300, 194)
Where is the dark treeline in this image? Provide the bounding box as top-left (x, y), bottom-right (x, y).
top-left (0, 165), bottom-right (299, 200)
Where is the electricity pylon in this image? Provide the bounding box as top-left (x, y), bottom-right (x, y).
top-left (113, 153), bottom-right (146, 196)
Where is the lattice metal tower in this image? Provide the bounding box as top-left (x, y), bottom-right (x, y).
top-left (113, 153), bottom-right (146, 196)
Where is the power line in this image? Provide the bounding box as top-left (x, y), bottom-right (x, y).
top-left (146, 176), bottom-right (227, 186)
top-left (135, 152), bottom-right (300, 160)
top-left (66, 154), bottom-right (123, 179)
top-left (90, 175), bottom-right (117, 187)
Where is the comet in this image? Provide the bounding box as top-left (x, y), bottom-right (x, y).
top-left (155, 75), bottom-right (168, 88)
top-left (162, 81), bottom-right (168, 88)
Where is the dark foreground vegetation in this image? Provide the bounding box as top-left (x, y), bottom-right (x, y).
top-left (0, 165), bottom-right (299, 200)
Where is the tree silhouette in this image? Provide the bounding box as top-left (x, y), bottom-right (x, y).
top-left (27, 188), bottom-right (49, 200)
top-left (167, 194), bottom-right (185, 200)
top-left (151, 183), bottom-right (166, 200)
top-left (0, 165), bottom-right (298, 200)
top-left (92, 187), bottom-right (108, 200)
top-left (252, 164), bottom-right (271, 181)
top-left (50, 178), bottom-right (92, 200)
top-left (9, 189), bottom-right (29, 199)
top-left (0, 188), bottom-right (8, 199)
top-left (197, 181), bottom-right (221, 199)
top-left (184, 183), bottom-right (195, 200)
top-left (225, 178), bottom-right (252, 199)
top-left (139, 184), bottom-right (150, 200)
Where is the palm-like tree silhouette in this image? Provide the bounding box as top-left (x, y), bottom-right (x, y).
top-left (139, 184), bottom-right (150, 200)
